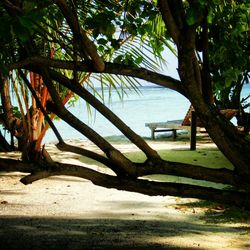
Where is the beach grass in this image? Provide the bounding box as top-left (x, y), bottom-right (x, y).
top-left (79, 147), bottom-right (233, 170)
top-left (124, 148), bottom-right (233, 170)
top-left (78, 139), bottom-right (234, 190)
top-left (125, 148), bottom-right (233, 189)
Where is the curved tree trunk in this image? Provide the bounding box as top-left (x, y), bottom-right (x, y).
top-left (177, 29), bottom-right (250, 178)
top-left (0, 75), bottom-right (23, 149)
top-left (157, 0), bottom-right (250, 179)
top-left (0, 71), bottom-right (50, 161)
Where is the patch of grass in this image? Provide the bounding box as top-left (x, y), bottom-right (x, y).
top-left (78, 156), bottom-right (107, 168)
top-left (124, 151), bottom-right (147, 163)
top-left (124, 148), bottom-right (234, 189)
top-left (79, 146), bottom-right (234, 187)
top-left (104, 135), bottom-right (131, 143)
top-left (178, 200), bottom-right (217, 208)
top-left (160, 149), bottom-right (233, 169)
top-left (176, 200), bottom-right (250, 224)
top-left (124, 148), bottom-right (234, 170)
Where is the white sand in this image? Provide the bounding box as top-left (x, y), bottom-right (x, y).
top-left (0, 139), bottom-right (249, 249)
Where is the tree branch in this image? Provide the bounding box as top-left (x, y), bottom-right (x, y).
top-left (47, 69), bottom-right (161, 160)
top-left (135, 159), bottom-right (249, 189)
top-left (18, 70), bottom-right (64, 144)
top-left (8, 57), bottom-right (185, 95)
top-left (158, 0), bottom-right (181, 45)
top-left (102, 63), bottom-right (185, 96)
top-left (55, 0), bottom-right (105, 71)
top-left (41, 68), bottom-right (136, 177)
top-left (1, 0), bottom-right (23, 15)
top-left (0, 157), bottom-right (248, 208)
top-left (16, 63), bottom-right (247, 187)
top-left (7, 61), bottom-right (247, 187)
top-left (56, 141), bottom-right (113, 169)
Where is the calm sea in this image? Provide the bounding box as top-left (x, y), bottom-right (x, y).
top-left (43, 84), bottom-right (191, 143)
top-left (1, 83), bottom-right (249, 144)
top-left (44, 83), bottom-right (250, 143)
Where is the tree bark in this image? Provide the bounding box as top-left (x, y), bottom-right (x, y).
top-left (8, 57), bottom-right (185, 95)
top-left (177, 30), bottom-right (250, 178)
top-left (0, 74), bottom-right (25, 147)
top-left (0, 157), bottom-right (249, 208)
top-left (47, 68), bottom-right (160, 160)
top-left (157, 1), bottom-right (250, 178)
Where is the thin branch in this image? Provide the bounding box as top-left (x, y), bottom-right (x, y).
top-left (80, 29), bottom-right (105, 71)
top-left (34, 22), bottom-right (75, 58)
top-left (55, 0), bottom-right (105, 71)
top-left (56, 141), bottom-right (113, 169)
top-left (18, 70), bottom-right (64, 144)
top-left (1, 0), bottom-right (23, 15)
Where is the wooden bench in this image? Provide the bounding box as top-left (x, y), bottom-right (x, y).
top-left (145, 108), bottom-right (238, 150)
top-left (145, 112), bottom-right (202, 150)
top-left (145, 120), bottom-right (193, 140)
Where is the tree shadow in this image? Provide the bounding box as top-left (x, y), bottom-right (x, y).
top-left (0, 215), bottom-right (249, 250)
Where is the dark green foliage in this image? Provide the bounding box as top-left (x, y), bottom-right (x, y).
top-left (208, 1), bottom-right (250, 108)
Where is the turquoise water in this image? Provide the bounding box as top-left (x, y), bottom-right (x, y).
top-left (44, 84), bottom-right (191, 143)
top-left (44, 83), bottom-right (250, 143)
top-left (1, 83), bottom-right (249, 144)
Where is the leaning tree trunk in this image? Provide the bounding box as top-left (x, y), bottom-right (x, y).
top-left (0, 72), bottom-right (48, 161)
top-left (157, 0), bottom-right (250, 191)
top-left (177, 29), bottom-right (250, 183)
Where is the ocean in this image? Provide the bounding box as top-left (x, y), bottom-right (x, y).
top-left (44, 82), bottom-right (250, 143)
top-left (43, 84), bottom-right (191, 143)
top-left (1, 83), bottom-right (249, 144)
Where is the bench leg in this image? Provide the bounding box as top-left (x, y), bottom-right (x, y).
top-left (190, 111), bottom-right (197, 150)
top-left (173, 129), bottom-right (177, 139)
top-left (151, 129), bottom-right (155, 140)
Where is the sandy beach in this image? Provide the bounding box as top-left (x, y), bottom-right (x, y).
top-left (0, 137), bottom-right (249, 249)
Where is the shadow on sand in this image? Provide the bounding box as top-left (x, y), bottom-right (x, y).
top-left (0, 215), bottom-right (249, 250)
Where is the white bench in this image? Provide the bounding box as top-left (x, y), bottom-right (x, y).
top-left (145, 120), bottom-right (191, 140)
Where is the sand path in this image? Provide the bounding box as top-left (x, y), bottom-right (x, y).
top-left (0, 139), bottom-right (249, 249)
